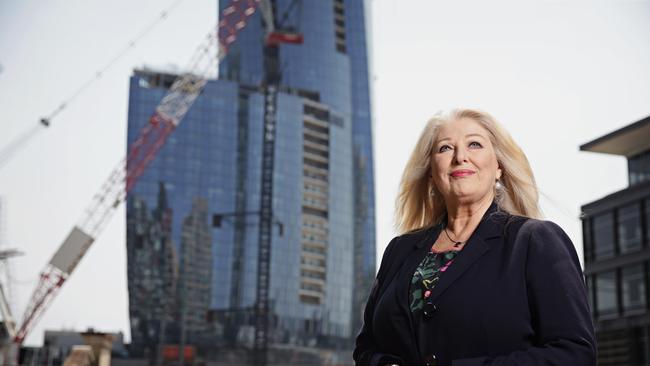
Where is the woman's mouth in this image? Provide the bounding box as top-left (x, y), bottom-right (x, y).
top-left (450, 169), bottom-right (475, 178)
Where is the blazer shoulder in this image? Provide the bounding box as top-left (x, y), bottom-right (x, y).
top-left (485, 211), bottom-right (529, 242)
top-left (519, 218), bottom-right (580, 261)
top-left (373, 230), bottom-right (426, 297)
top-left (520, 218), bottom-right (570, 241)
top-left (382, 229), bottom-right (423, 256)
top-left (400, 225), bottom-right (438, 248)
top-left (378, 233), bottom-right (409, 269)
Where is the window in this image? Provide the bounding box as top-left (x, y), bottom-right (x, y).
top-left (622, 264), bottom-right (646, 312)
top-left (333, 0), bottom-right (346, 53)
top-left (629, 150), bottom-right (650, 186)
top-left (645, 198), bottom-right (650, 245)
top-left (593, 212), bottom-right (615, 259)
top-left (595, 270), bottom-right (618, 317)
top-left (582, 219), bottom-right (593, 263)
top-left (635, 326), bottom-right (649, 364)
top-left (618, 203), bottom-right (642, 254)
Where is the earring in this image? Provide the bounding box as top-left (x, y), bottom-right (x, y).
top-left (494, 179), bottom-right (505, 202)
top-left (430, 188), bottom-right (436, 197)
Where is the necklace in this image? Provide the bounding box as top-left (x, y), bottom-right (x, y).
top-left (443, 227), bottom-right (465, 247)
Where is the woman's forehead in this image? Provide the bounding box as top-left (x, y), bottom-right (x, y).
top-left (435, 118), bottom-right (490, 141)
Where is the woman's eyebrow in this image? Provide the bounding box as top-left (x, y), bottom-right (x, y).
top-left (436, 133), bottom-right (486, 143)
top-left (466, 133), bottom-right (487, 139)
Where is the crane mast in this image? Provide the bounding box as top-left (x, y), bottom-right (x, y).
top-left (254, 1), bottom-right (303, 364)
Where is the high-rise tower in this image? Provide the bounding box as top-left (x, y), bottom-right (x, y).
top-left (125, 0), bottom-right (375, 360)
top-left (217, 0), bottom-right (376, 341)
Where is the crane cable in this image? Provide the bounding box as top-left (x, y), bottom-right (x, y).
top-left (0, 0), bottom-right (187, 170)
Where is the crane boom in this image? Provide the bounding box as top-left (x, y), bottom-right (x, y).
top-left (14, 0), bottom-right (262, 345)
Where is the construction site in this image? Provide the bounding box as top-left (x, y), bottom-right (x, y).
top-left (0, 0), bottom-right (376, 365)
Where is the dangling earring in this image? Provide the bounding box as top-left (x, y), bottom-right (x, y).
top-left (430, 188), bottom-right (436, 197)
top-left (495, 179), bottom-right (505, 202)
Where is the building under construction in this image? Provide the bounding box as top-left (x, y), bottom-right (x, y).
top-left (124, 0), bottom-right (376, 364)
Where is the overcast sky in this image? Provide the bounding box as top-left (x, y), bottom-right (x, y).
top-left (1, 0), bottom-right (649, 346)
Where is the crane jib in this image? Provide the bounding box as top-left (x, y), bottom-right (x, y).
top-left (13, 0), bottom-right (262, 348)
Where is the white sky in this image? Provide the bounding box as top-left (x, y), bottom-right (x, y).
top-left (0, 0), bottom-right (649, 346)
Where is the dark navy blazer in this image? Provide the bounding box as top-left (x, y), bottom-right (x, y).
top-left (354, 204), bottom-right (596, 366)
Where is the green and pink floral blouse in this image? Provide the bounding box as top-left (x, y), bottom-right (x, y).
top-left (410, 247), bottom-right (462, 313)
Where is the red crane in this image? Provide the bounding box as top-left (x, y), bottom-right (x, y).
top-left (13, 0), bottom-right (264, 346)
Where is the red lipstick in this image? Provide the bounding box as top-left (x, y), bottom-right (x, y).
top-left (451, 169), bottom-right (475, 178)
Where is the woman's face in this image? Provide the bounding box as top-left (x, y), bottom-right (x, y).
top-left (430, 117), bottom-right (502, 206)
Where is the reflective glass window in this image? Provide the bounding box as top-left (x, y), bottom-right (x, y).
top-left (622, 264), bottom-right (646, 312)
top-left (646, 198), bottom-right (650, 245)
top-left (629, 150), bottom-right (650, 186)
top-left (618, 203), bottom-right (642, 254)
top-left (596, 270), bottom-right (618, 317)
top-left (582, 219), bottom-right (593, 263)
top-left (593, 212), bottom-right (615, 259)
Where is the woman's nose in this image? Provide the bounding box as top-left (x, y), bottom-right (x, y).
top-left (454, 147), bottom-right (468, 164)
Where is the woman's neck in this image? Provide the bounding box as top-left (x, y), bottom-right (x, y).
top-left (445, 196), bottom-right (493, 240)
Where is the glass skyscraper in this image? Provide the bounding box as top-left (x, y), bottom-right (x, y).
top-left (126, 72), bottom-right (241, 357)
top-left (125, 0), bottom-right (375, 362)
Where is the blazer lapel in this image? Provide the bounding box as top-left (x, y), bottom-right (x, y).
top-left (426, 204), bottom-right (504, 304)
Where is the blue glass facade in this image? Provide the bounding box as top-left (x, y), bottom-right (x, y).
top-left (218, 0), bottom-right (376, 342)
top-left (126, 0), bottom-right (376, 355)
top-left (345, 0), bottom-right (377, 333)
top-left (126, 71), bottom-right (242, 354)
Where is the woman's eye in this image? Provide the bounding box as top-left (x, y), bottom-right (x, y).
top-left (438, 145), bottom-right (451, 153)
top-left (469, 141), bottom-right (483, 148)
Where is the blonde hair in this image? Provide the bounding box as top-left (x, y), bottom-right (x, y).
top-left (395, 108), bottom-right (541, 234)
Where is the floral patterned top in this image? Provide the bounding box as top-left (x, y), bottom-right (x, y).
top-left (410, 248), bottom-right (461, 313)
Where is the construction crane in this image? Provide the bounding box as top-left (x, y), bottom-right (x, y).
top-left (14, 1), bottom-right (305, 366)
top-left (13, 0), bottom-right (262, 346)
top-left (0, 0), bottom-right (188, 171)
top-left (254, 1), bottom-right (303, 365)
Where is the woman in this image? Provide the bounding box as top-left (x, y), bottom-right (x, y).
top-left (354, 109), bottom-right (596, 366)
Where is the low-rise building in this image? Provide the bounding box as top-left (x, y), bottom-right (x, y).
top-left (580, 115), bottom-right (650, 366)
